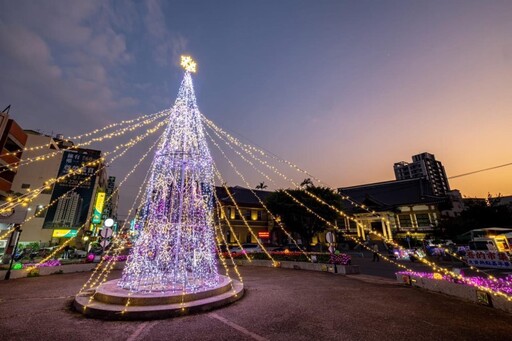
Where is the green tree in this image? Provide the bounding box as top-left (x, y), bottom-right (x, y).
top-left (265, 186), bottom-right (341, 249)
top-left (437, 194), bottom-right (512, 240)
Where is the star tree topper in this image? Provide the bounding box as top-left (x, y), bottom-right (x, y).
top-left (181, 55), bottom-right (197, 73)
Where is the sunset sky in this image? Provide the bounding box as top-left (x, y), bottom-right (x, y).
top-left (1, 1), bottom-right (511, 213)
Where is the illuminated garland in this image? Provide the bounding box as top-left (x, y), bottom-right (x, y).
top-left (204, 120), bottom-right (364, 229)
top-left (206, 128), bottom-right (309, 260)
top-left (80, 138), bottom-right (161, 294)
top-left (0, 111), bottom-right (168, 175)
top-left (213, 167), bottom-right (277, 265)
top-left (0, 109), bottom-right (169, 158)
top-left (118, 66), bottom-right (219, 293)
top-left (212, 193), bottom-right (251, 262)
top-left (214, 222), bottom-right (243, 283)
top-left (204, 116), bottom-right (398, 230)
top-left (203, 118), bottom-right (512, 300)
top-left (214, 225), bottom-right (242, 302)
top-left (24, 119), bottom-right (167, 271)
top-left (397, 271), bottom-right (512, 296)
top-left (0, 118), bottom-right (168, 214)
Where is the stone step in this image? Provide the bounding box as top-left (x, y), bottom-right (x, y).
top-left (73, 278), bottom-right (244, 320)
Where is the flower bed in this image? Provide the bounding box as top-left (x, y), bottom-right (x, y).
top-left (23, 259), bottom-right (62, 268)
top-left (221, 251), bottom-right (351, 266)
top-left (397, 271), bottom-right (512, 296)
top-left (102, 255), bottom-right (128, 262)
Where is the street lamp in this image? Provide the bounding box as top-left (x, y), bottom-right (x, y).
top-left (4, 225), bottom-right (22, 280)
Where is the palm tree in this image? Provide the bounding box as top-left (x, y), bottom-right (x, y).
top-left (255, 182), bottom-right (268, 190)
top-left (300, 178), bottom-right (313, 188)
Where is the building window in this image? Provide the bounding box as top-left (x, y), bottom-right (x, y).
top-left (4, 137), bottom-right (21, 154)
top-left (335, 219), bottom-right (346, 229)
top-left (349, 220), bottom-right (357, 230)
top-left (21, 183), bottom-right (30, 189)
top-left (34, 205), bottom-right (46, 218)
top-left (251, 210), bottom-right (258, 221)
top-left (243, 209), bottom-right (251, 220)
top-left (228, 207), bottom-right (235, 220)
top-left (399, 214), bottom-right (412, 227)
top-left (415, 213), bottom-right (431, 226)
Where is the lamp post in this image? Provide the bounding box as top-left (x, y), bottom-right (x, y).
top-left (5, 224), bottom-right (22, 280)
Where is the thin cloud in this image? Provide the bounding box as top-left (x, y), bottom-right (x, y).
top-left (144, 0), bottom-right (188, 67)
top-left (0, 1), bottom-right (137, 133)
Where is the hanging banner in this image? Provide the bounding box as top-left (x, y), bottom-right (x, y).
top-left (92, 192), bottom-right (106, 224)
top-left (43, 149), bottom-right (101, 229)
top-left (465, 250), bottom-right (512, 269)
top-left (102, 176), bottom-right (116, 220)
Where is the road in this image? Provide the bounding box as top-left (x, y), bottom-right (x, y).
top-left (0, 265), bottom-right (510, 341)
top-left (347, 251), bottom-right (433, 278)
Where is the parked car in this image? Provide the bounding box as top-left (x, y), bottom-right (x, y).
top-left (89, 243), bottom-right (104, 256)
top-left (71, 249), bottom-right (88, 258)
top-left (217, 245), bottom-right (230, 253)
top-left (229, 243), bottom-right (262, 253)
top-left (266, 244), bottom-right (303, 252)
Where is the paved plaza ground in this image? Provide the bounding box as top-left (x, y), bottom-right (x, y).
top-left (0, 264), bottom-right (511, 341)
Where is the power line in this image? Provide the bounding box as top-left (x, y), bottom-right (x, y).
top-left (449, 162), bottom-right (512, 179)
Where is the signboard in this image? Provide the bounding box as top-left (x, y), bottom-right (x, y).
top-left (92, 192), bottom-right (106, 224)
top-left (401, 274), bottom-right (411, 285)
top-left (43, 149), bottom-right (101, 230)
top-left (52, 229), bottom-right (79, 238)
top-left (258, 231), bottom-right (270, 239)
top-left (465, 250), bottom-right (512, 269)
top-left (102, 176), bottom-right (116, 220)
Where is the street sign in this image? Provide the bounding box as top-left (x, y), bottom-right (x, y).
top-left (99, 227), bottom-right (113, 238)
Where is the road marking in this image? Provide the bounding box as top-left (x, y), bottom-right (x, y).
top-left (421, 319), bottom-right (438, 327)
top-left (345, 274), bottom-right (398, 285)
top-left (127, 321), bottom-right (159, 341)
top-left (4, 296), bottom-right (73, 301)
top-left (209, 313), bottom-right (269, 341)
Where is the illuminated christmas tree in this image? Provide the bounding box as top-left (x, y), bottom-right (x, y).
top-left (118, 56), bottom-right (219, 292)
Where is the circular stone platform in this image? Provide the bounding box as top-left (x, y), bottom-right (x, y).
top-left (74, 275), bottom-right (244, 320)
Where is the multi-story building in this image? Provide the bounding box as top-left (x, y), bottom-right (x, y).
top-left (215, 186), bottom-right (274, 245)
top-left (52, 191), bottom-right (83, 227)
top-left (338, 178), bottom-right (447, 240)
top-left (10, 130), bottom-right (64, 245)
top-left (42, 147), bottom-right (104, 242)
top-left (0, 108), bottom-right (28, 198)
top-left (11, 130), bottom-right (105, 244)
top-left (394, 152), bottom-right (450, 196)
